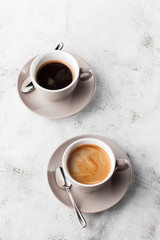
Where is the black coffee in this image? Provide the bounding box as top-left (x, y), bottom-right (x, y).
top-left (36, 61), bottom-right (73, 90)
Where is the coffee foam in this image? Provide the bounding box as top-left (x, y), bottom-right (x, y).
top-left (67, 144), bottom-right (111, 185)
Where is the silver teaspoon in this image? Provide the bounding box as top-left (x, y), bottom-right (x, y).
top-left (21, 42), bottom-right (64, 94)
top-left (55, 167), bottom-right (87, 228)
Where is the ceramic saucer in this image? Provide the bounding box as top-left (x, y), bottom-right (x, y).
top-left (17, 53), bottom-right (95, 119)
top-left (47, 134), bottom-right (132, 214)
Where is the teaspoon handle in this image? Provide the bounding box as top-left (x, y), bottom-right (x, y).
top-left (55, 42), bottom-right (64, 51)
top-left (65, 187), bottom-right (87, 228)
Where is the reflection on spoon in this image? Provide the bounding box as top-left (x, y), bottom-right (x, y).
top-left (21, 77), bottom-right (35, 93)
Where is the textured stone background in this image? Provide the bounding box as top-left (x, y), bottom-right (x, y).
top-left (0, 0), bottom-right (160, 239)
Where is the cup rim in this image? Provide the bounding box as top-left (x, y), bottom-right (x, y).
top-left (30, 50), bottom-right (80, 93)
top-left (62, 138), bottom-right (116, 188)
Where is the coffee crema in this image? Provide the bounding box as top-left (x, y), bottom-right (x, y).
top-left (36, 60), bottom-right (74, 90)
top-left (67, 144), bottom-right (111, 185)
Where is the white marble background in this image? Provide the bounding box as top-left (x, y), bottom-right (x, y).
top-left (0, 0), bottom-right (160, 239)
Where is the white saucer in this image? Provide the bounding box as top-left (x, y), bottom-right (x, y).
top-left (17, 53), bottom-right (96, 119)
top-left (47, 134), bottom-right (132, 214)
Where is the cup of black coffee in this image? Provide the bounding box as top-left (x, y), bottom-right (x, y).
top-left (29, 51), bottom-right (93, 101)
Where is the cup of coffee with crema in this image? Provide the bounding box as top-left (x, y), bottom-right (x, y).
top-left (29, 51), bottom-right (92, 101)
top-left (62, 138), bottom-right (130, 192)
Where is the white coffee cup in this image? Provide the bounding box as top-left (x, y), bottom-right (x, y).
top-left (62, 138), bottom-right (130, 192)
top-left (29, 51), bottom-right (92, 101)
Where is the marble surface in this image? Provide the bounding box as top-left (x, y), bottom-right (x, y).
top-left (0, 0), bottom-right (160, 239)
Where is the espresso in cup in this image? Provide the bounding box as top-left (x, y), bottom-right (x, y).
top-left (67, 144), bottom-right (111, 185)
top-left (36, 60), bottom-right (74, 90)
top-left (29, 51), bottom-right (92, 101)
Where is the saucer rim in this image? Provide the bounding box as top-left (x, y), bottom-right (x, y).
top-left (47, 134), bottom-right (132, 214)
top-left (17, 53), bottom-right (96, 119)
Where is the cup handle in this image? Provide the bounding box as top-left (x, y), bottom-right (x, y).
top-left (115, 159), bottom-right (130, 172)
top-left (79, 68), bottom-right (93, 81)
